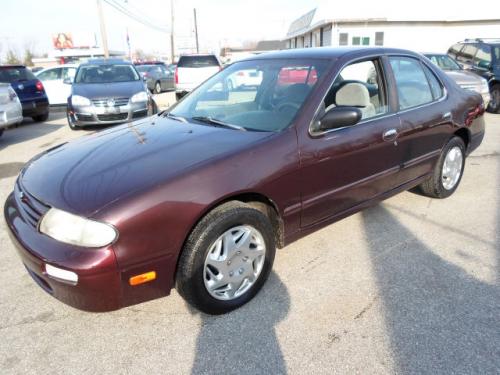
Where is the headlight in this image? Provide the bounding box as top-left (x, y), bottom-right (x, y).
top-left (131, 91), bottom-right (148, 103)
top-left (479, 79), bottom-right (489, 94)
top-left (39, 208), bottom-right (118, 247)
top-left (71, 95), bottom-right (91, 106)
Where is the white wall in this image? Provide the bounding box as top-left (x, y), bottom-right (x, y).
top-left (330, 23), bottom-right (500, 53)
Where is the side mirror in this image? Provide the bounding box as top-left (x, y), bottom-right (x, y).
top-left (63, 77), bottom-right (73, 85)
top-left (477, 61), bottom-right (491, 70)
top-left (317, 106), bottom-right (362, 131)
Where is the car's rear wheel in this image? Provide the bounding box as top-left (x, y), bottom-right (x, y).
top-left (154, 81), bottom-right (162, 94)
top-left (487, 84), bottom-right (500, 113)
top-left (67, 112), bottom-right (79, 130)
top-left (0, 129), bottom-right (4, 138)
top-left (418, 136), bottom-right (465, 198)
top-left (32, 112), bottom-right (49, 122)
top-left (176, 201), bottom-right (276, 314)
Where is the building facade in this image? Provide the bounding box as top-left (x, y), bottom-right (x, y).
top-left (285, 8), bottom-right (500, 53)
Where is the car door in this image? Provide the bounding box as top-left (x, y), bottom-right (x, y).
top-left (160, 66), bottom-right (174, 90)
top-left (387, 56), bottom-right (451, 182)
top-left (299, 57), bottom-right (405, 227)
top-left (37, 68), bottom-right (62, 105)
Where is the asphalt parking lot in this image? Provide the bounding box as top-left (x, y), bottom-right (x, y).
top-left (0, 98), bottom-right (498, 374)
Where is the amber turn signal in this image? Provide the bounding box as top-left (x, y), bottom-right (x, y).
top-left (129, 271), bottom-right (156, 286)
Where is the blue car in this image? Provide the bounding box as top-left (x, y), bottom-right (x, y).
top-left (0, 65), bottom-right (49, 122)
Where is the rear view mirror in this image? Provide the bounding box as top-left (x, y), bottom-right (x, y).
top-left (63, 77), bottom-right (73, 85)
top-left (317, 107), bottom-right (362, 131)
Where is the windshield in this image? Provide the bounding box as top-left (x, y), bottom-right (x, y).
top-left (75, 64), bottom-right (140, 83)
top-left (170, 59), bottom-right (329, 132)
top-left (0, 67), bottom-right (36, 82)
top-left (136, 65), bottom-right (152, 73)
top-left (426, 55), bottom-right (461, 71)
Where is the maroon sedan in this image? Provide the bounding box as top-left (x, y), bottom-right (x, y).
top-left (4, 48), bottom-right (485, 314)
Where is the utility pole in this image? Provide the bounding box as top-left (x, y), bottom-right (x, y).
top-left (193, 8), bottom-right (199, 54)
top-left (97, 0), bottom-right (109, 58)
top-left (170, 0), bottom-right (175, 63)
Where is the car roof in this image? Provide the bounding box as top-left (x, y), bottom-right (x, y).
top-left (82, 58), bottom-right (131, 66)
top-left (0, 65), bottom-right (27, 68)
top-left (422, 52), bottom-right (447, 56)
top-left (38, 64), bottom-right (78, 70)
top-left (240, 47), bottom-right (421, 61)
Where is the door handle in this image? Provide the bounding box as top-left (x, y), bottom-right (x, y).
top-left (382, 129), bottom-right (398, 142)
top-left (442, 112), bottom-right (452, 121)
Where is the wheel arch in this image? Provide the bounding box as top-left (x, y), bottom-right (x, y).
top-left (453, 127), bottom-right (471, 150)
top-left (173, 191), bottom-right (285, 281)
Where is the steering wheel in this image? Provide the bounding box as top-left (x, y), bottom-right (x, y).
top-left (275, 101), bottom-right (300, 113)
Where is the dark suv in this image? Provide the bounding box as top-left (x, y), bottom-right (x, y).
top-left (0, 65), bottom-right (49, 122)
top-left (448, 39), bottom-right (500, 113)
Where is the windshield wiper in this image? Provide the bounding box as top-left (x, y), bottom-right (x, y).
top-left (191, 116), bottom-right (246, 131)
top-left (162, 112), bottom-right (188, 123)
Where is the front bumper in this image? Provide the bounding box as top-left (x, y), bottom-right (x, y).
top-left (68, 101), bottom-right (149, 126)
top-left (4, 182), bottom-right (174, 312)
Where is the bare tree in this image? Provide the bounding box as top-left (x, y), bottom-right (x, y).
top-left (5, 48), bottom-right (20, 65)
top-left (23, 41), bottom-right (36, 67)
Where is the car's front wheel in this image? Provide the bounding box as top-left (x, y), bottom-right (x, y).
top-left (176, 201), bottom-right (276, 314)
top-left (154, 81), bottom-right (162, 94)
top-left (67, 112), bottom-right (79, 130)
top-left (419, 136), bottom-right (465, 198)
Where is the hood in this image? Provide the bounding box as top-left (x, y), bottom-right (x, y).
top-left (72, 80), bottom-right (146, 99)
top-left (445, 70), bottom-right (484, 85)
top-left (20, 117), bottom-right (272, 216)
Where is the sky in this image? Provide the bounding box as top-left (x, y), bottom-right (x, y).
top-left (0, 0), bottom-right (498, 60)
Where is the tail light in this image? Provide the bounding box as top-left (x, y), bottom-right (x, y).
top-left (174, 67), bottom-right (178, 84)
top-left (35, 80), bottom-right (44, 92)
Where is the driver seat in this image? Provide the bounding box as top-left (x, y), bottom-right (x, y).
top-left (335, 83), bottom-right (375, 119)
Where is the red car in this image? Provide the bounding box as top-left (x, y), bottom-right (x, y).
top-left (4, 48), bottom-right (485, 314)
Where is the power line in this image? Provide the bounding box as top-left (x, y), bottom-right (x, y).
top-left (103, 0), bottom-right (170, 33)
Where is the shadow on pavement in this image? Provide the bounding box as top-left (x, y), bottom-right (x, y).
top-left (190, 272), bottom-right (289, 375)
top-left (0, 114), bottom-right (65, 150)
top-left (361, 205), bottom-right (499, 374)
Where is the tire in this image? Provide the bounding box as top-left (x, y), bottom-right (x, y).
top-left (0, 129), bottom-right (3, 138)
top-left (32, 112), bottom-right (49, 122)
top-left (176, 201), bottom-right (276, 315)
top-left (154, 81), bottom-right (162, 94)
top-left (418, 136), bottom-right (466, 198)
top-left (67, 112), bottom-right (79, 130)
top-left (487, 84), bottom-right (500, 114)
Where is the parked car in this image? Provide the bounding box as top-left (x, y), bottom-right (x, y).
top-left (447, 38), bottom-right (500, 113)
top-left (0, 65), bottom-right (49, 122)
top-left (35, 64), bottom-right (77, 106)
top-left (66, 59), bottom-right (153, 129)
top-left (4, 47), bottom-right (484, 314)
top-left (175, 54), bottom-right (221, 100)
top-left (424, 53), bottom-right (490, 107)
top-left (30, 67), bottom-right (44, 74)
top-left (0, 83), bottom-right (23, 137)
top-left (136, 64), bottom-right (174, 93)
top-left (226, 69), bottom-right (263, 90)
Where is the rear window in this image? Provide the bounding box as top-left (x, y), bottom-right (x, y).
top-left (0, 67), bottom-right (36, 83)
top-left (177, 55), bottom-right (219, 68)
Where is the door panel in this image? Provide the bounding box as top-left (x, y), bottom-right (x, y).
top-left (300, 114), bottom-right (404, 227)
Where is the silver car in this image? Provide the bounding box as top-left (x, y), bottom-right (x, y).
top-left (424, 53), bottom-right (490, 107)
top-left (0, 83), bottom-right (23, 137)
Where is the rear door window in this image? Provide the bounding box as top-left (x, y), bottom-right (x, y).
top-left (448, 43), bottom-right (463, 59)
top-left (178, 55), bottom-right (219, 68)
top-left (460, 44), bottom-right (478, 62)
top-left (389, 57), bottom-right (434, 110)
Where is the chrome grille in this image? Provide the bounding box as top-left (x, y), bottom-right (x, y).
top-left (91, 97), bottom-right (130, 107)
